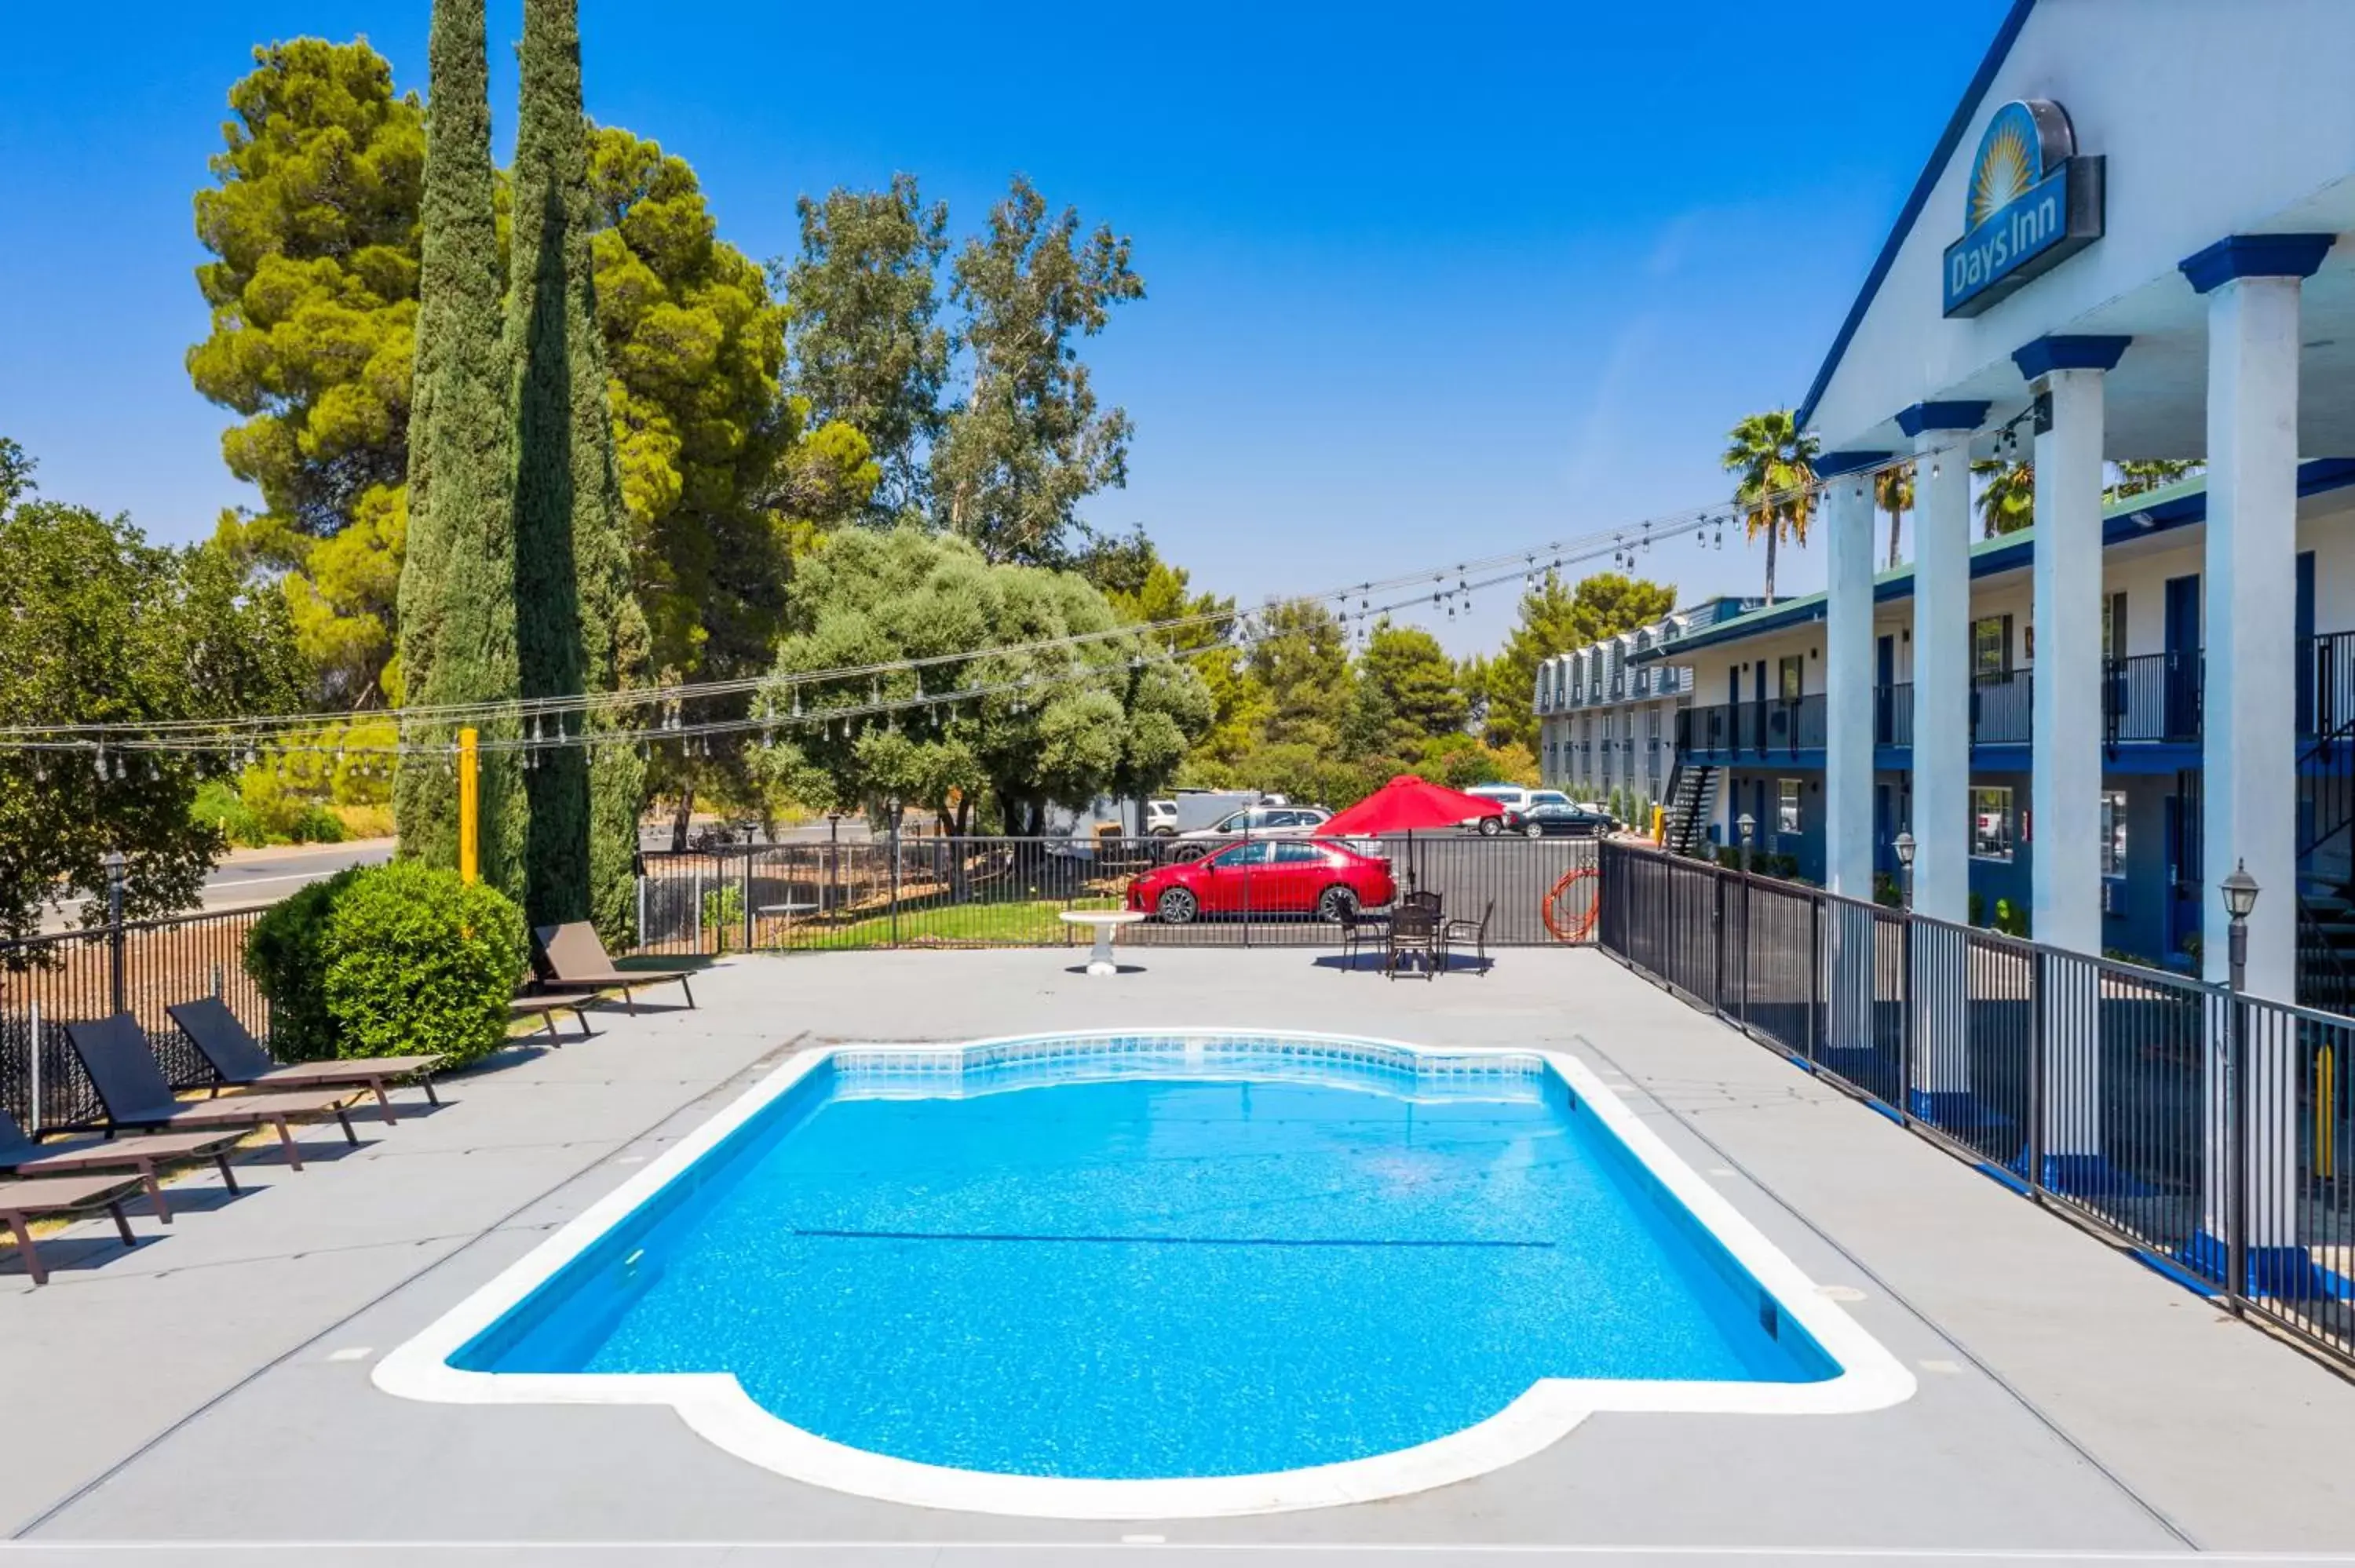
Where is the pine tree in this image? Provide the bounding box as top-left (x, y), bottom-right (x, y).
top-left (396, 0), bottom-right (526, 902)
top-left (508, 0), bottom-right (649, 937)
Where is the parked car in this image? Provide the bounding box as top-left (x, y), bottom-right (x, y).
top-left (1127, 838), bottom-right (1395, 923)
top-left (1517, 801), bottom-right (1613, 837)
top-left (1168, 804), bottom-right (1333, 859)
top-left (1145, 799), bottom-right (1179, 836)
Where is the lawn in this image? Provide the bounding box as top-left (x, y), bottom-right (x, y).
top-left (765, 895), bottom-right (1126, 950)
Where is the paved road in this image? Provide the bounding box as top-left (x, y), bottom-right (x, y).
top-left (195, 841), bottom-right (393, 912)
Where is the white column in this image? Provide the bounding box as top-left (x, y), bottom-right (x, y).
top-left (2190, 249), bottom-right (2317, 1265)
top-left (1911, 429), bottom-right (1974, 924)
top-left (1823, 469), bottom-right (1879, 900)
top-left (2029, 367), bottom-right (2109, 955)
top-left (2201, 274), bottom-right (2301, 1002)
top-left (1906, 414), bottom-right (1981, 1114)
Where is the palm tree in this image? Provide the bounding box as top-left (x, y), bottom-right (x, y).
top-left (1972, 458), bottom-right (2036, 537)
top-left (1721, 410), bottom-right (1820, 604)
top-left (2108, 459), bottom-right (2202, 500)
top-left (1875, 461), bottom-right (1915, 568)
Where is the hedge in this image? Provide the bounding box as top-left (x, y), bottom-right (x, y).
top-left (246, 861), bottom-right (526, 1068)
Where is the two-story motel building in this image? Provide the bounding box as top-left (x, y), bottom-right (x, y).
top-left (1616, 0), bottom-right (2355, 1022)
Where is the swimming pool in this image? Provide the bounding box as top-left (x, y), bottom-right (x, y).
top-left (377, 1031), bottom-right (1913, 1516)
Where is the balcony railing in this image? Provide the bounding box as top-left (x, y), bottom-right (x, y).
top-left (1674, 634), bottom-right (2355, 761)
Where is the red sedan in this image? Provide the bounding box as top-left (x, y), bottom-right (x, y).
top-left (1126, 839), bottom-right (1396, 924)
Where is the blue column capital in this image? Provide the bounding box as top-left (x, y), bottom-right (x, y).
top-left (1815, 450), bottom-right (1893, 479)
top-left (2012, 334), bottom-right (2131, 380)
top-left (1894, 401), bottom-right (1991, 437)
top-left (2178, 234), bottom-right (2336, 295)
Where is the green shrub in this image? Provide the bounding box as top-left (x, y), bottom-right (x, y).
top-left (195, 777), bottom-right (274, 848)
top-left (243, 867), bottom-right (367, 1062)
top-left (288, 804), bottom-right (346, 844)
top-left (701, 883), bottom-right (746, 951)
top-left (1874, 872), bottom-right (1902, 908)
top-left (1969, 891), bottom-right (1986, 926)
top-left (1993, 898), bottom-right (2029, 938)
top-left (322, 861), bottom-right (527, 1068)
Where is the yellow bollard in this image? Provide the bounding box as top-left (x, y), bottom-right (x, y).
top-left (457, 727), bottom-right (480, 884)
top-left (2320, 1044), bottom-right (2338, 1182)
top-left (1652, 803), bottom-right (1665, 844)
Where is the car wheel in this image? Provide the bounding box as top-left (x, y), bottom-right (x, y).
top-left (1316, 884), bottom-right (1360, 922)
top-left (1156, 887), bottom-right (1199, 924)
top-left (1524, 820), bottom-right (1545, 839)
top-left (1173, 843), bottom-right (1208, 862)
top-left (1477, 816), bottom-right (1502, 837)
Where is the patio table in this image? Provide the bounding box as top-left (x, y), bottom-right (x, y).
top-left (1059, 909), bottom-right (1146, 975)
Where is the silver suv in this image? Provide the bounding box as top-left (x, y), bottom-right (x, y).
top-left (1170, 804), bottom-right (1333, 859)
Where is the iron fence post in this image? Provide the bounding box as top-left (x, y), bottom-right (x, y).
top-left (743, 848), bottom-right (755, 953)
top-left (889, 811), bottom-right (902, 949)
top-left (1806, 893), bottom-right (1820, 1065)
top-left (2027, 948), bottom-right (2046, 1198)
top-left (692, 862), bottom-right (704, 957)
top-left (1711, 866), bottom-right (1725, 1015)
top-left (1898, 915), bottom-right (1915, 1126)
top-left (104, 849), bottom-right (126, 1017)
top-left (2228, 985), bottom-right (2249, 1315)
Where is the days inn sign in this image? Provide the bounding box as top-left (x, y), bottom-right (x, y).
top-left (1941, 99), bottom-right (2105, 317)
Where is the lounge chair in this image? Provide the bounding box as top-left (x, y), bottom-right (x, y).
top-left (532, 922), bottom-right (697, 1014)
top-left (1, 1173), bottom-right (143, 1285)
top-left (63, 1015), bottom-right (359, 1170)
top-left (167, 997), bottom-right (444, 1123)
top-left (509, 994), bottom-right (594, 1044)
top-left (0, 1106), bottom-right (242, 1223)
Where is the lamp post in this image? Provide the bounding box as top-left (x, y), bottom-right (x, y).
top-left (2221, 859), bottom-right (2259, 993)
top-left (1737, 811), bottom-right (1755, 875)
top-left (1893, 830), bottom-right (1916, 911)
top-left (2218, 858), bottom-right (2259, 1307)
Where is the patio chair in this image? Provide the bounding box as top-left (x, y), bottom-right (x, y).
top-left (1386, 907), bottom-right (1441, 982)
top-left (0, 1105), bottom-right (242, 1223)
top-left (532, 922), bottom-right (698, 1015)
top-left (63, 1015), bottom-right (359, 1171)
top-left (167, 997), bottom-right (445, 1123)
top-left (1334, 903), bottom-right (1389, 966)
top-left (0, 1173), bottom-right (144, 1286)
top-left (1401, 889), bottom-right (1443, 918)
top-left (1444, 899), bottom-right (1495, 975)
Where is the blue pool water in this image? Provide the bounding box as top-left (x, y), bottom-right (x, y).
top-left (458, 1042), bottom-right (1834, 1479)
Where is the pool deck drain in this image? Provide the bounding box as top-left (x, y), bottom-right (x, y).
top-left (4, 948), bottom-right (2352, 1554)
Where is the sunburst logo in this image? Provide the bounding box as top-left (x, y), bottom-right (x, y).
top-left (1970, 119), bottom-right (2038, 228)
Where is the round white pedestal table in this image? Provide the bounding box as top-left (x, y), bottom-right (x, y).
top-left (1059, 909), bottom-right (1148, 975)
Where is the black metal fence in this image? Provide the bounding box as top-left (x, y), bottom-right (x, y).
top-left (633, 832), bottom-right (1601, 957)
top-left (1597, 839), bottom-right (2355, 1372)
top-left (2, 906), bottom-right (272, 1132)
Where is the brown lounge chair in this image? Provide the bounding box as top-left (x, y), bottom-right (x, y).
top-left (533, 922), bottom-right (697, 1015)
top-left (167, 997), bottom-right (444, 1124)
top-left (1, 1173), bottom-right (143, 1285)
top-left (509, 994), bottom-right (593, 1044)
top-left (64, 1015), bottom-right (359, 1170)
top-left (0, 1106), bottom-right (242, 1223)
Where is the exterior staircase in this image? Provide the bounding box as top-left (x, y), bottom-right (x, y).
top-left (2296, 713), bottom-right (2355, 1011)
top-left (1661, 761), bottom-right (1721, 858)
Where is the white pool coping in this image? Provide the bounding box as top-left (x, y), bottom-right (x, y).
top-left (374, 1028), bottom-right (1916, 1519)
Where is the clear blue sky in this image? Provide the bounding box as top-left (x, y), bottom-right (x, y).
top-left (0, 1), bottom-right (2014, 655)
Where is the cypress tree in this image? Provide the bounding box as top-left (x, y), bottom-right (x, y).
top-left (395, 0), bottom-right (526, 901)
top-left (509, 0), bottom-right (649, 937)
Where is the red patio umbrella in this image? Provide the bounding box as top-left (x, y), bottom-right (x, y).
top-left (1314, 775), bottom-right (1504, 891)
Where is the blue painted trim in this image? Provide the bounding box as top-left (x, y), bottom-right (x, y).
top-left (1894, 401), bottom-right (1992, 436)
top-left (1814, 450), bottom-right (1894, 480)
top-left (2182, 1231), bottom-right (2355, 1300)
top-left (2029, 1152), bottom-right (2154, 1198)
top-left (2011, 334), bottom-right (2130, 379)
top-left (2179, 234), bottom-right (2337, 294)
top-left (1977, 1160), bottom-right (2031, 1196)
top-left (1908, 1088), bottom-right (2008, 1130)
top-left (2128, 1246), bottom-right (2219, 1298)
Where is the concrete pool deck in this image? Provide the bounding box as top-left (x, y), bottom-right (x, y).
top-left (5, 947), bottom-right (2354, 1564)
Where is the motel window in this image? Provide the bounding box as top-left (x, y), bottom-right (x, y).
top-left (1971, 786), bottom-right (2014, 862)
top-left (1777, 779), bottom-right (1802, 837)
top-left (1647, 707), bottom-right (1661, 741)
top-left (1972, 614), bottom-right (2014, 679)
top-left (1779, 655), bottom-right (1803, 703)
top-left (2103, 593), bottom-right (2127, 661)
top-left (2100, 790), bottom-right (2129, 877)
